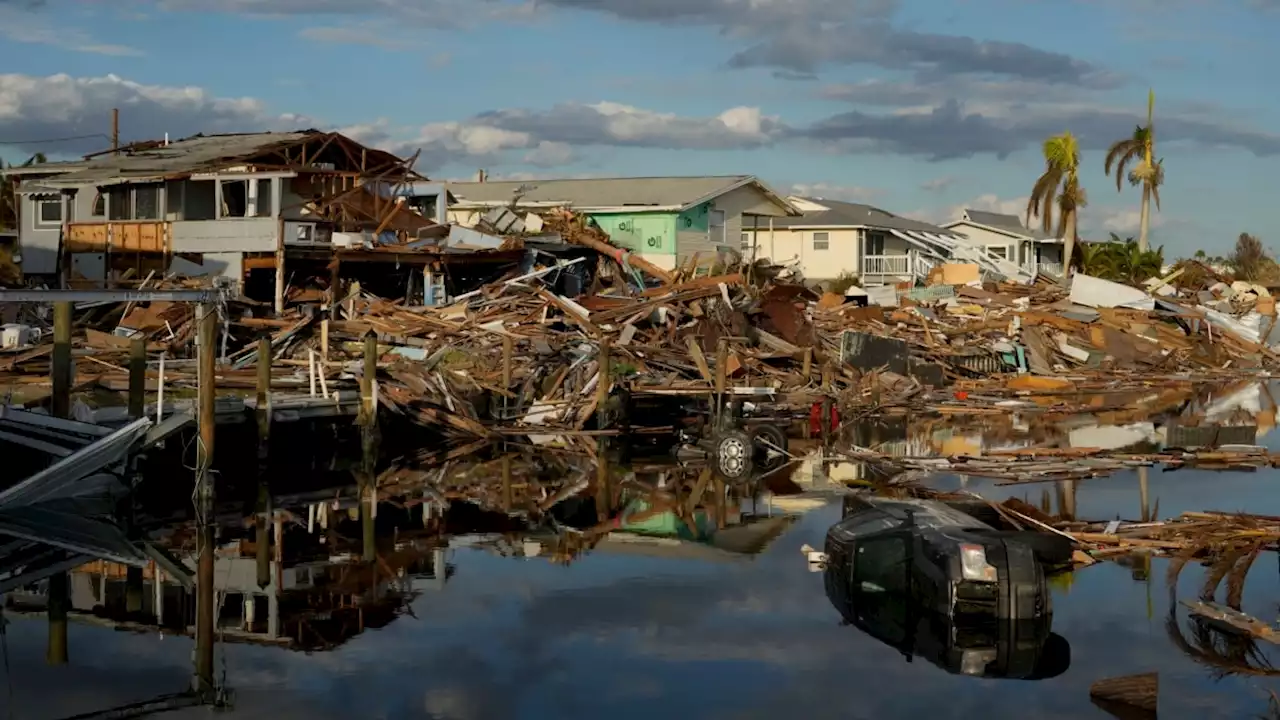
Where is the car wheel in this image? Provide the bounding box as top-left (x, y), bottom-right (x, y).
top-left (751, 424), bottom-right (788, 470)
top-left (713, 429), bottom-right (754, 480)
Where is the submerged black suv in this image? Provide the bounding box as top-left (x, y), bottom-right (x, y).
top-left (825, 495), bottom-right (1071, 620)
top-left (823, 495), bottom-right (1073, 678)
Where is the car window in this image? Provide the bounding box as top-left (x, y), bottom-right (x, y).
top-left (853, 534), bottom-right (909, 595)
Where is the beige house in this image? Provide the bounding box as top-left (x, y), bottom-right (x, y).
top-left (943, 210), bottom-right (1066, 279)
top-left (443, 175), bottom-right (797, 271)
top-left (742, 197), bottom-right (968, 285)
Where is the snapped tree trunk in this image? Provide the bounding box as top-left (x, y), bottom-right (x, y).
top-left (1138, 184), bottom-right (1151, 252)
top-left (1060, 211), bottom-right (1078, 286)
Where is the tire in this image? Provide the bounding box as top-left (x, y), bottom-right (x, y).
top-left (751, 424), bottom-right (789, 470)
top-left (713, 429), bottom-right (754, 480)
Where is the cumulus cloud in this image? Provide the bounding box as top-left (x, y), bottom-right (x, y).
top-left (919, 176), bottom-right (955, 192)
top-left (0, 73), bottom-right (312, 156)
top-left (785, 183), bottom-right (882, 203)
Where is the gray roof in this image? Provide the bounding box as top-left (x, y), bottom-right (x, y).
top-left (768, 198), bottom-right (959, 236)
top-left (4, 130), bottom-right (405, 187)
top-left (446, 175), bottom-right (796, 214)
top-left (956, 209), bottom-right (1055, 240)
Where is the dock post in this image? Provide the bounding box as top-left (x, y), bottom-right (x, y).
top-left (194, 303), bottom-right (217, 695)
top-left (502, 336), bottom-right (514, 418)
top-left (125, 335), bottom-right (148, 617)
top-left (595, 338), bottom-right (612, 518)
top-left (360, 332), bottom-right (379, 564)
top-left (128, 336), bottom-right (145, 419)
top-left (46, 300), bottom-right (72, 666)
top-left (501, 453), bottom-right (513, 513)
top-left (256, 335), bottom-right (272, 589)
top-left (714, 338), bottom-right (727, 423)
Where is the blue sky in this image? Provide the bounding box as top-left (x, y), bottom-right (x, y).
top-left (1, 0), bottom-right (1278, 256)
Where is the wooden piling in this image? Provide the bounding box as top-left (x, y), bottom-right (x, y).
top-left (194, 303), bottom-right (217, 695)
top-left (256, 335), bottom-right (272, 589)
top-left (502, 336), bottom-right (514, 417)
top-left (595, 338), bottom-right (611, 430)
top-left (360, 333), bottom-right (379, 564)
top-left (47, 301), bottom-right (72, 665)
top-left (501, 453), bottom-right (513, 512)
top-left (128, 336), bottom-right (145, 419)
top-left (714, 337), bottom-right (728, 424)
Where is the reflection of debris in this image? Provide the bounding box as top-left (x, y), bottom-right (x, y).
top-left (1089, 673), bottom-right (1157, 719)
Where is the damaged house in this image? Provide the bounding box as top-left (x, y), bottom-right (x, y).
top-left (0, 130), bottom-right (427, 307)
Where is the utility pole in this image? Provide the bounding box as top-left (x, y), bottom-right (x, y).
top-left (111, 109), bottom-right (119, 153)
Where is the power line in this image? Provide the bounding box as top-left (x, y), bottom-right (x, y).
top-left (0, 133), bottom-right (111, 146)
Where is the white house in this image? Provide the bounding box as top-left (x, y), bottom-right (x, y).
top-left (943, 209), bottom-right (1066, 279)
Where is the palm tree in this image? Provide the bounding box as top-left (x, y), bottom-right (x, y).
top-left (1104, 89), bottom-right (1163, 252)
top-left (1027, 132), bottom-right (1086, 284)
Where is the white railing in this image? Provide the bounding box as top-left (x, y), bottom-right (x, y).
top-left (862, 254), bottom-right (910, 275)
top-left (1036, 261), bottom-right (1065, 277)
top-left (913, 253), bottom-right (939, 278)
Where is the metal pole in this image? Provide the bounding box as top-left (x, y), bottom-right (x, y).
top-left (194, 303), bottom-right (217, 695)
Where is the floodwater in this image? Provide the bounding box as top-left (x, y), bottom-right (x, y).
top-left (5, 387), bottom-right (1280, 718)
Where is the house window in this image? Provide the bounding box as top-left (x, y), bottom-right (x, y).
top-left (987, 246), bottom-right (1008, 259)
top-left (813, 231), bottom-right (830, 250)
top-left (133, 184), bottom-right (161, 220)
top-left (865, 231), bottom-right (886, 256)
top-left (740, 232), bottom-right (751, 250)
top-left (107, 187), bottom-right (132, 220)
top-left (35, 198), bottom-right (62, 225)
top-left (253, 178), bottom-right (273, 218)
top-left (221, 178), bottom-right (248, 215)
top-left (91, 193), bottom-right (105, 217)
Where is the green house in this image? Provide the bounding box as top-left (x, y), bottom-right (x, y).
top-left (445, 175), bottom-right (798, 271)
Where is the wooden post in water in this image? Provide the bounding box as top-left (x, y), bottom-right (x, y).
top-left (714, 337), bottom-right (728, 425)
top-left (360, 332), bottom-right (379, 564)
top-left (46, 301), bottom-right (72, 665)
top-left (128, 336), bottom-right (145, 419)
top-left (125, 335), bottom-right (147, 615)
top-left (820, 363), bottom-right (834, 451)
top-left (194, 303), bottom-right (217, 695)
top-left (502, 336), bottom-right (514, 416)
top-left (501, 454), bottom-right (513, 513)
top-left (256, 335), bottom-right (272, 590)
top-left (595, 338), bottom-right (612, 519)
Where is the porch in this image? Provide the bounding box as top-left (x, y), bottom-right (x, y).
top-left (861, 251), bottom-right (940, 285)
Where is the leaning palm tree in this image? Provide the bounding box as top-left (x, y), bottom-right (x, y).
top-left (1104, 89), bottom-right (1163, 251)
top-left (1027, 132), bottom-right (1086, 285)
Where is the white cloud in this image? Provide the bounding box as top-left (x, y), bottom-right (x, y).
top-left (0, 5), bottom-right (144, 56)
top-left (785, 183), bottom-right (881, 203)
top-left (297, 23), bottom-right (410, 49)
top-left (1096, 207), bottom-right (1165, 234)
top-left (523, 141), bottom-right (576, 167)
top-left (919, 176), bottom-right (954, 192)
top-left (0, 73), bottom-right (310, 155)
top-left (913, 193), bottom-right (1031, 226)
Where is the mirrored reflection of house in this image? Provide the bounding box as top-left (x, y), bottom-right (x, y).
top-left (5, 536), bottom-right (451, 652)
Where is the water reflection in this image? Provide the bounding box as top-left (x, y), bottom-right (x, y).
top-left (5, 409), bottom-right (1280, 717)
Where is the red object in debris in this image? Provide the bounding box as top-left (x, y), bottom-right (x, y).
top-left (809, 402), bottom-right (841, 435)
top-left (955, 391), bottom-right (969, 400)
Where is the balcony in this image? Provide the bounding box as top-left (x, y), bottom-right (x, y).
top-left (65, 221), bottom-right (171, 254)
top-left (862, 254), bottom-right (910, 276)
